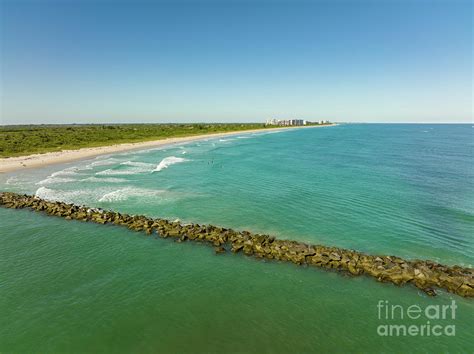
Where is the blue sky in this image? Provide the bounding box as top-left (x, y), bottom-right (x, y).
top-left (0, 0), bottom-right (472, 124)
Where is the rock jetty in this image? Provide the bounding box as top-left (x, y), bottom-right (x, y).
top-left (1, 191), bottom-right (473, 298)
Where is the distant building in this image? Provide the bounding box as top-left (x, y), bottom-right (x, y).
top-left (312, 120), bottom-right (330, 125)
top-left (265, 118), bottom-right (306, 126)
top-left (265, 118), bottom-right (279, 126)
top-left (265, 118), bottom-right (334, 126)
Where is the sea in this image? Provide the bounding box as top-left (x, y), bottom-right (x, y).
top-left (0, 124), bottom-right (473, 353)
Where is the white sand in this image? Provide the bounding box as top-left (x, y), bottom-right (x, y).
top-left (0, 125), bottom-right (336, 173)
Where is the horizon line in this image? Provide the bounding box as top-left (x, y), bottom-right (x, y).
top-left (1, 122), bottom-right (473, 127)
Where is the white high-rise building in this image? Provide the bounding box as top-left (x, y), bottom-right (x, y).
top-left (266, 118), bottom-right (306, 126)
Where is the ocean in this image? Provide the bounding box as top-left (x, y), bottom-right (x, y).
top-left (0, 124), bottom-right (473, 353)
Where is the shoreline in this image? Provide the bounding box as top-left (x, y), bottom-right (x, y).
top-left (0, 124), bottom-right (336, 173)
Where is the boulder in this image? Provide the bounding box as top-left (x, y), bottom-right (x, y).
top-left (1, 191), bottom-right (473, 298)
top-left (214, 246), bottom-right (226, 254)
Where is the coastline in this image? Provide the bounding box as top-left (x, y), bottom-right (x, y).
top-left (0, 124), bottom-right (336, 173)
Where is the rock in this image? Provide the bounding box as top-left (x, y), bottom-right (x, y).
top-left (214, 246), bottom-right (226, 254)
top-left (1, 192), bottom-right (473, 298)
top-left (231, 243), bottom-right (244, 253)
top-left (330, 252), bottom-right (342, 261)
top-left (423, 288), bottom-right (437, 296)
top-left (348, 262), bottom-right (362, 275)
top-left (457, 283), bottom-right (474, 297)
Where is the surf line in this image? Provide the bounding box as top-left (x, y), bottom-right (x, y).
top-left (1, 192), bottom-right (473, 298)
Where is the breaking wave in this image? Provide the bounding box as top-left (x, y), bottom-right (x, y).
top-left (36, 177), bottom-right (77, 185)
top-left (34, 186), bottom-right (108, 204)
top-left (6, 176), bottom-right (23, 185)
top-left (36, 167), bottom-right (81, 185)
top-left (50, 168), bottom-right (82, 177)
top-left (153, 156), bottom-right (188, 172)
top-left (81, 176), bottom-right (127, 183)
top-left (96, 167), bottom-right (150, 176)
top-left (120, 161), bottom-right (155, 168)
top-left (35, 186), bottom-right (67, 202)
top-left (98, 187), bottom-right (166, 202)
top-left (85, 158), bottom-right (120, 168)
top-left (95, 160), bottom-right (157, 176)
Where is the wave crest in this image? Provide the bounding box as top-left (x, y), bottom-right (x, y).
top-left (81, 176), bottom-right (127, 183)
top-left (85, 158), bottom-right (119, 168)
top-left (96, 167), bottom-right (151, 176)
top-left (34, 186), bottom-right (92, 203)
top-left (36, 177), bottom-right (77, 185)
top-left (153, 156), bottom-right (188, 172)
top-left (98, 187), bottom-right (166, 202)
top-left (120, 161), bottom-right (155, 168)
top-left (50, 168), bottom-right (82, 177)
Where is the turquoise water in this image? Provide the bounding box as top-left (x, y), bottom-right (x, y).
top-left (1, 124), bottom-right (473, 353)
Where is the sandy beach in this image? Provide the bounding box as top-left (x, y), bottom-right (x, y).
top-left (0, 125), bottom-right (335, 173)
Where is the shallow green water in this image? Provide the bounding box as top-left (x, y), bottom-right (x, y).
top-left (1, 124), bottom-right (473, 353)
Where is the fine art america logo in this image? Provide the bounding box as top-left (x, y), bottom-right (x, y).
top-left (377, 300), bottom-right (457, 337)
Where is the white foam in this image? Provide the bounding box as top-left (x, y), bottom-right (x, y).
top-left (98, 187), bottom-right (165, 202)
top-left (153, 156), bottom-right (188, 172)
top-left (5, 176), bottom-right (37, 188)
top-left (35, 186), bottom-right (117, 204)
top-left (95, 166), bottom-right (152, 176)
top-left (95, 160), bottom-right (157, 176)
top-left (36, 177), bottom-right (77, 185)
top-left (86, 158), bottom-right (119, 168)
top-left (50, 168), bottom-right (82, 177)
top-left (120, 161), bottom-right (155, 168)
top-left (6, 176), bottom-right (20, 185)
top-left (35, 166), bottom-right (86, 185)
top-left (35, 186), bottom-right (62, 201)
top-left (35, 186), bottom-right (87, 203)
top-left (81, 176), bottom-right (127, 183)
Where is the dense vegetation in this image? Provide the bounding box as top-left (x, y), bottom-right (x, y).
top-left (0, 123), bottom-right (272, 157)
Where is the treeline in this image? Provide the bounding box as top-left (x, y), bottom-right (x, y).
top-left (0, 123), bottom-right (269, 157)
